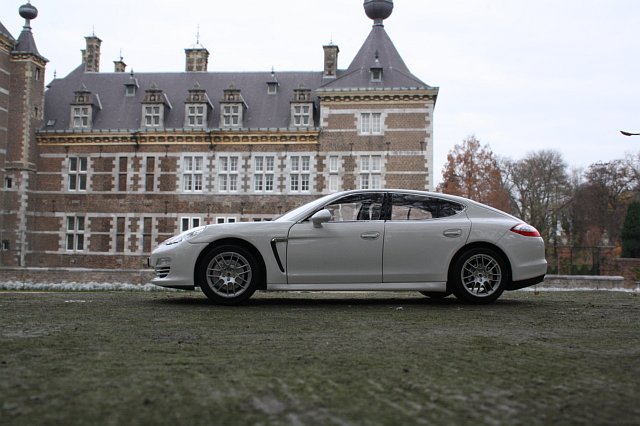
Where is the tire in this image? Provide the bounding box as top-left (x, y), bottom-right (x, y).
top-left (197, 245), bottom-right (260, 305)
top-left (451, 247), bottom-right (508, 304)
top-left (419, 291), bottom-right (452, 299)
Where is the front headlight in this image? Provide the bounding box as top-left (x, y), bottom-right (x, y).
top-left (164, 226), bottom-right (207, 246)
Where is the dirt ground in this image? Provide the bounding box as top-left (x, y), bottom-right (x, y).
top-left (1, 290), bottom-right (639, 425)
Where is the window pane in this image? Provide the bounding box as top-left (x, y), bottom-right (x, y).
top-left (77, 235), bottom-right (84, 251)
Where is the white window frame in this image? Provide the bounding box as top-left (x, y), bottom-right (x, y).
top-left (66, 216), bottom-right (85, 251)
top-left (183, 156), bottom-right (204, 192)
top-left (360, 112), bottom-right (383, 135)
top-left (327, 156), bottom-right (340, 193)
top-left (143, 105), bottom-right (162, 127)
top-left (292, 104), bottom-right (311, 127)
top-left (359, 155), bottom-right (382, 190)
top-left (71, 106), bottom-right (90, 129)
top-left (68, 157), bottom-right (88, 191)
top-left (216, 217), bottom-right (237, 224)
top-left (180, 217), bottom-right (202, 233)
top-left (218, 155), bottom-right (239, 193)
top-left (253, 155), bottom-right (275, 193)
top-left (290, 155), bottom-right (311, 193)
top-left (186, 104), bottom-right (206, 127)
top-left (222, 105), bottom-right (241, 127)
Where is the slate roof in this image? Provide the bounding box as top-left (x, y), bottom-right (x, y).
top-left (0, 21), bottom-right (15, 42)
top-left (44, 67), bottom-right (326, 131)
top-left (320, 24), bottom-right (431, 91)
top-left (42, 22), bottom-right (435, 132)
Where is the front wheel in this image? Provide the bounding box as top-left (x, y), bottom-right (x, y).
top-left (197, 245), bottom-right (260, 305)
top-left (451, 247), bottom-right (508, 304)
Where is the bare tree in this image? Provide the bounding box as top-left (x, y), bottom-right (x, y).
top-left (568, 159), bottom-right (639, 245)
top-left (438, 136), bottom-right (510, 211)
top-left (503, 150), bottom-right (569, 244)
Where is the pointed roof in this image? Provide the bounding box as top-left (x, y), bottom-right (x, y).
top-left (320, 24), bottom-right (431, 90)
top-left (14, 26), bottom-right (40, 54)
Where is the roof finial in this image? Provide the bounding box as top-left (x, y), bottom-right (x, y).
top-left (196, 24), bottom-right (201, 46)
top-left (364, 0), bottom-right (393, 27)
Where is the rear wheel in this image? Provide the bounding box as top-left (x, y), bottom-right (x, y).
top-left (197, 245), bottom-right (260, 305)
top-left (451, 247), bottom-right (508, 304)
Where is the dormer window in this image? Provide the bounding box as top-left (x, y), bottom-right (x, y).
top-left (292, 105), bottom-right (311, 127)
top-left (72, 106), bottom-right (90, 128)
top-left (125, 77), bottom-right (139, 97)
top-left (70, 85), bottom-right (95, 129)
top-left (144, 105), bottom-right (162, 127)
top-left (222, 105), bottom-right (241, 127)
top-left (184, 83), bottom-right (211, 128)
top-left (291, 86), bottom-right (314, 127)
top-left (267, 81), bottom-right (278, 95)
top-left (220, 85), bottom-right (245, 128)
top-left (371, 67), bottom-right (383, 82)
top-left (186, 105), bottom-right (205, 127)
top-left (142, 84), bottom-right (170, 129)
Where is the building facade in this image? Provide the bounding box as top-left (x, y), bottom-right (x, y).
top-left (0, 0), bottom-right (438, 270)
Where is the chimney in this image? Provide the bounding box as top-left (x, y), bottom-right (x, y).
top-left (185, 47), bottom-right (209, 72)
top-left (83, 35), bottom-right (102, 72)
top-left (114, 58), bottom-right (126, 73)
top-left (323, 44), bottom-right (339, 79)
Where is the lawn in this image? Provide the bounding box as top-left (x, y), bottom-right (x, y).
top-left (1, 290), bottom-right (638, 425)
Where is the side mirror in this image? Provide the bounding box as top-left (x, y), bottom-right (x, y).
top-left (310, 209), bottom-right (332, 228)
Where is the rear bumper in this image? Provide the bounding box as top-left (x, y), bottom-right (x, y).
top-left (506, 274), bottom-right (546, 291)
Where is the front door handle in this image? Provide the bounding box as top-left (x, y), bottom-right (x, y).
top-left (443, 229), bottom-right (462, 238)
top-left (361, 232), bottom-right (381, 240)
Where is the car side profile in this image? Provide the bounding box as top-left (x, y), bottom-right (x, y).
top-left (149, 190), bottom-right (547, 304)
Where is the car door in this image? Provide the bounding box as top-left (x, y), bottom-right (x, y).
top-left (286, 192), bottom-right (385, 284)
top-left (383, 193), bottom-right (471, 283)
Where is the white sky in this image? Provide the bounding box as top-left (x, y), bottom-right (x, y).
top-left (3, 0), bottom-right (639, 185)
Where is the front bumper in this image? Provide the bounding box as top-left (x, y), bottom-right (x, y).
top-left (149, 240), bottom-right (207, 290)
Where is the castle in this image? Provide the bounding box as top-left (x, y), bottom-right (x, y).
top-left (0, 0), bottom-right (438, 270)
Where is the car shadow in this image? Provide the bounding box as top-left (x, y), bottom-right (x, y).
top-left (152, 291), bottom-right (530, 308)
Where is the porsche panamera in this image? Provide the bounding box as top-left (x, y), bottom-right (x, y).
top-left (149, 189), bottom-right (547, 304)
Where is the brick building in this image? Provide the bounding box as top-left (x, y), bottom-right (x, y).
top-left (0, 0), bottom-right (439, 270)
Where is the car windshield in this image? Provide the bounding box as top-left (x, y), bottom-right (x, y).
top-left (275, 193), bottom-right (338, 222)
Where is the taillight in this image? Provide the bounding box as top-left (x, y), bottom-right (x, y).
top-left (510, 223), bottom-right (541, 237)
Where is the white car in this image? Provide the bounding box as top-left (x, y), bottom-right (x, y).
top-left (150, 190), bottom-right (547, 304)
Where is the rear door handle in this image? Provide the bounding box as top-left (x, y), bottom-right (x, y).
top-left (361, 232), bottom-right (381, 240)
top-left (443, 229), bottom-right (462, 238)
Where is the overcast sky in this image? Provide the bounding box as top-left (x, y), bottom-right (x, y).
top-left (3, 0), bottom-right (639, 185)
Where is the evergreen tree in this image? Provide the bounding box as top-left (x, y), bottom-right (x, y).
top-left (621, 201), bottom-right (640, 258)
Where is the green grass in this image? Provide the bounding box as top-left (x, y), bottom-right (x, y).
top-left (1, 290), bottom-right (639, 425)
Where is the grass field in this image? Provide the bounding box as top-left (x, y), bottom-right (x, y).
top-left (1, 290), bottom-right (638, 425)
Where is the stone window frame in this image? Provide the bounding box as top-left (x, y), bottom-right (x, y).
top-left (253, 155), bottom-right (276, 193)
top-left (182, 155), bottom-right (205, 193)
top-left (327, 155), bottom-right (341, 193)
top-left (359, 112), bottom-right (383, 135)
top-left (185, 104), bottom-right (207, 128)
top-left (359, 155), bottom-right (383, 190)
top-left (291, 104), bottom-right (312, 127)
top-left (65, 215), bottom-right (86, 252)
top-left (68, 157), bottom-right (88, 191)
top-left (216, 217), bottom-right (237, 224)
top-left (71, 106), bottom-right (91, 129)
top-left (180, 216), bottom-right (202, 233)
top-left (142, 104), bottom-right (163, 128)
top-left (217, 155), bottom-right (240, 193)
top-left (289, 155), bottom-right (312, 193)
top-left (221, 104), bottom-right (242, 128)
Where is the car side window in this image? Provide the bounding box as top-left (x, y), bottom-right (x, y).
top-left (325, 193), bottom-right (385, 222)
top-left (390, 194), bottom-right (464, 220)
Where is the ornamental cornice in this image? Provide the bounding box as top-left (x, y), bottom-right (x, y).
top-left (36, 129), bottom-right (320, 146)
top-left (316, 88), bottom-right (438, 103)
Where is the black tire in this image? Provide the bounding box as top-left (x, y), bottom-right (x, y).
top-left (197, 245), bottom-right (260, 305)
top-left (419, 291), bottom-right (452, 299)
top-left (451, 247), bottom-right (508, 304)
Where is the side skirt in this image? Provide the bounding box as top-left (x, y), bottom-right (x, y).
top-left (266, 282), bottom-right (447, 292)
